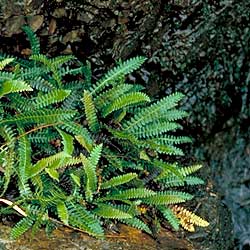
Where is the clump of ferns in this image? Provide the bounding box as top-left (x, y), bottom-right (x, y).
top-left (0, 26), bottom-right (209, 239)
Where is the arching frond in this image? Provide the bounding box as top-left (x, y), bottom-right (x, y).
top-left (90, 56), bottom-right (146, 95)
top-left (123, 92), bottom-right (185, 132)
top-left (22, 26), bottom-right (40, 55)
top-left (101, 173), bottom-right (138, 189)
top-left (0, 58), bottom-right (14, 70)
top-left (94, 203), bottom-right (132, 219)
top-left (102, 92), bottom-right (150, 117)
top-left (82, 90), bottom-right (99, 132)
top-left (33, 89), bottom-right (71, 109)
top-left (0, 80), bottom-right (33, 98)
top-left (67, 202), bottom-right (104, 238)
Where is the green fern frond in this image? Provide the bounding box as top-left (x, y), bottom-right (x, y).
top-left (89, 143), bottom-right (103, 167)
top-left (31, 212), bottom-right (47, 237)
top-left (179, 165), bottom-right (203, 177)
top-left (28, 76), bottom-right (54, 92)
top-left (103, 92), bottom-right (150, 117)
top-left (0, 109), bottom-right (76, 125)
top-left (153, 160), bottom-right (183, 180)
top-left (0, 58), bottom-right (14, 70)
top-left (94, 203), bottom-right (132, 219)
top-left (17, 127), bottom-right (32, 196)
top-left (142, 191), bottom-right (193, 205)
top-left (185, 176), bottom-right (204, 185)
top-left (157, 176), bottom-right (204, 187)
top-left (83, 90), bottom-right (99, 132)
top-left (102, 148), bottom-right (126, 171)
top-left (101, 173), bottom-right (138, 189)
top-left (22, 25), bottom-right (40, 55)
top-left (57, 201), bottom-right (69, 225)
top-left (81, 144), bottom-right (102, 201)
top-left (81, 154), bottom-right (96, 202)
top-left (30, 54), bottom-right (75, 68)
top-left (160, 109), bottom-right (189, 121)
top-left (29, 151), bottom-right (71, 178)
top-left (90, 56), bottom-right (146, 95)
top-left (10, 216), bottom-right (34, 239)
top-left (119, 217), bottom-right (152, 235)
top-left (0, 150), bottom-right (15, 195)
top-left (56, 128), bottom-right (74, 155)
top-left (0, 80), bottom-right (33, 98)
top-left (123, 92), bottom-right (185, 132)
top-left (59, 65), bottom-right (84, 77)
top-left (34, 89), bottom-right (71, 109)
top-left (0, 125), bottom-right (16, 144)
top-left (157, 205), bottom-right (180, 230)
top-left (133, 121), bottom-right (182, 139)
top-left (94, 84), bottom-right (134, 109)
top-left (67, 202), bottom-right (104, 238)
top-left (154, 135), bottom-right (192, 145)
top-left (7, 93), bottom-right (34, 112)
top-left (50, 55), bottom-right (76, 68)
top-left (27, 130), bottom-right (54, 144)
top-left (61, 90), bottom-right (81, 109)
top-left (111, 204), bottom-right (140, 216)
top-left (99, 188), bottom-right (156, 201)
top-left (145, 139), bottom-right (184, 155)
top-left (58, 122), bottom-right (93, 151)
top-left (20, 66), bottom-right (49, 79)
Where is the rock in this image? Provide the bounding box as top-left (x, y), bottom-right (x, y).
top-left (48, 18), bottom-right (57, 35)
top-left (4, 16), bottom-right (26, 37)
top-left (52, 8), bottom-right (67, 18)
top-left (0, 223), bottom-right (193, 250)
top-left (27, 15), bottom-right (44, 32)
top-left (62, 30), bottom-right (83, 44)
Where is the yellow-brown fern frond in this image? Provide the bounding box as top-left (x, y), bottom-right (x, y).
top-left (171, 205), bottom-right (209, 232)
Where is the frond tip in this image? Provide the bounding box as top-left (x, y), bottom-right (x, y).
top-left (82, 90), bottom-right (99, 132)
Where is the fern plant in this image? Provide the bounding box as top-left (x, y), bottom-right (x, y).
top-left (0, 26), bottom-right (208, 239)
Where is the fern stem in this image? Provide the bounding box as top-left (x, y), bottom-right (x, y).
top-left (0, 198), bottom-right (27, 217)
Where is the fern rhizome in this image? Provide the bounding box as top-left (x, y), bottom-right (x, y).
top-left (0, 26), bottom-right (209, 239)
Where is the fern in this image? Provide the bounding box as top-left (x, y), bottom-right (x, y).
top-left (10, 216), bottom-right (34, 239)
top-left (0, 26), bottom-right (208, 239)
top-left (0, 79), bottom-right (33, 98)
top-left (94, 203), bottom-right (132, 219)
top-left (67, 202), bottom-right (104, 238)
top-left (83, 90), bottom-right (99, 132)
top-left (94, 84), bottom-right (135, 109)
top-left (99, 188), bottom-right (156, 201)
top-left (81, 144), bottom-right (102, 201)
top-left (0, 58), bottom-right (14, 70)
top-left (34, 89), bottom-right (71, 109)
top-left (22, 26), bottom-right (40, 55)
top-left (56, 201), bottom-right (69, 225)
top-left (142, 191), bottom-right (193, 205)
top-left (102, 92), bottom-right (150, 117)
top-left (17, 127), bottom-right (32, 196)
top-left (179, 164), bottom-right (203, 177)
top-left (101, 173), bottom-right (138, 189)
top-left (119, 217), bottom-right (152, 235)
top-left (123, 92), bottom-right (185, 132)
top-left (157, 176), bottom-right (204, 188)
top-left (90, 56), bottom-right (146, 95)
top-left (157, 205), bottom-right (180, 230)
top-left (0, 109), bottom-right (76, 125)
